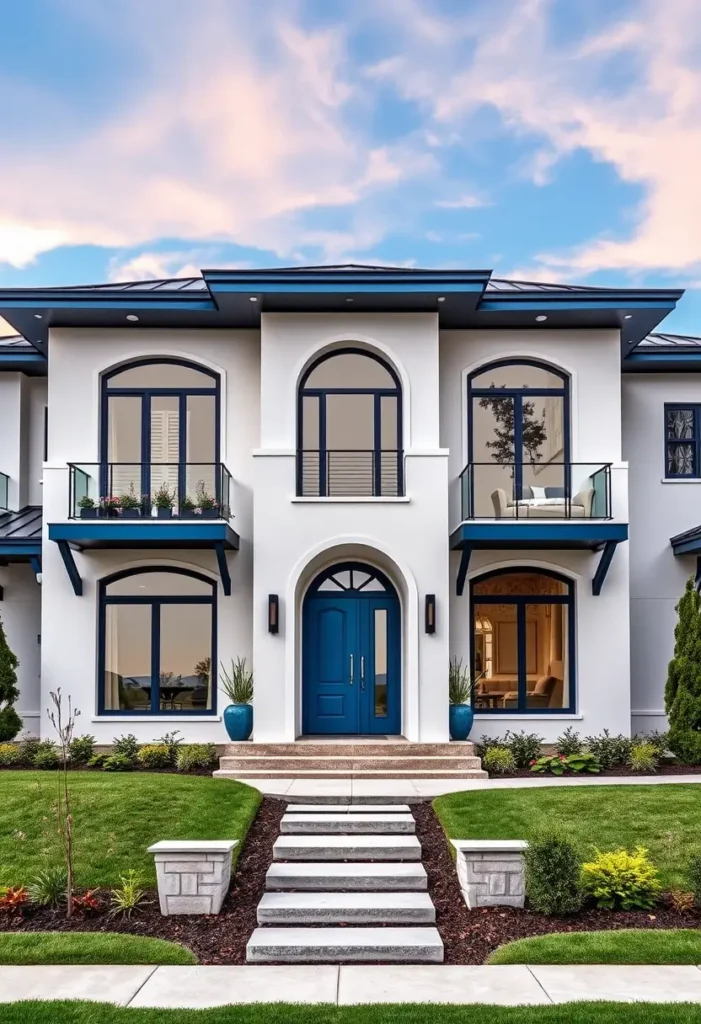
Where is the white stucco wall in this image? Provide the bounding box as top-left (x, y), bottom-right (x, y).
top-left (40, 328), bottom-right (259, 742)
top-left (0, 374), bottom-right (46, 511)
top-left (623, 372), bottom-right (701, 733)
top-left (0, 563), bottom-right (41, 736)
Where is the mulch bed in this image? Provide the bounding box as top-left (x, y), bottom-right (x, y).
top-left (504, 763), bottom-right (701, 779)
top-left (0, 796), bottom-right (286, 964)
top-left (412, 801), bottom-right (701, 964)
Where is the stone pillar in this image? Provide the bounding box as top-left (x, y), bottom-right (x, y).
top-left (148, 840), bottom-right (238, 915)
top-left (451, 839), bottom-right (527, 909)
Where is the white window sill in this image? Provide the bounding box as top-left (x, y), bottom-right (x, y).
top-left (474, 714), bottom-right (583, 722)
top-left (660, 478), bottom-right (701, 484)
top-left (91, 716), bottom-right (222, 723)
top-left (291, 496), bottom-right (411, 504)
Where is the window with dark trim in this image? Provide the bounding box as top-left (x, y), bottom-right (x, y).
top-left (470, 568), bottom-right (575, 714)
top-left (98, 567), bottom-right (216, 715)
top-left (297, 348), bottom-right (403, 497)
top-left (665, 405), bottom-right (701, 478)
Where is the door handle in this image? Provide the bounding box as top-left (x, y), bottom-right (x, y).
top-left (360, 656), bottom-right (365, 690)
top-left (349, 653), bottom-right (354, 686)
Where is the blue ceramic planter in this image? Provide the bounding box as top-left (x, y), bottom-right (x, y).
top-left (449, 703), bottom-right (474, 741)
top-left (223, 703), bottom-right (253, 741)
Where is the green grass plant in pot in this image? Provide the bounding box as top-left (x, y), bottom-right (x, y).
top-left (449, 657), bottom-right (475, 741)
top-left (220, 657), bottom-right (254, 741)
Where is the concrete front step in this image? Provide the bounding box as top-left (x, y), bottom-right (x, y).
top-left (222, 742), bottom-right (475, 757)
top-left (273, 835), bottom-right (422, 861)
top-left (285, 804), bottom-right (412, 814)
top-left (246, 926), bottom-right (444, 963)
top-left (214, 769), bottom-right (488, 780)
top-left (280, 813), bottom-right (415, 835)
top-left (257, 891), bottom-right (436, 925)
top-left (219, 756), bottom-right (483, 772)
top-left (266, 861), bottom-right (428, 891)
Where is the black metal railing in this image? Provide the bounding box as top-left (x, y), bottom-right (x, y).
top-left (296, 449), bottom-right (404, 497)
top-left (459, 462), bottom-right (612, 520)
top-left (67, 462), bottom-right (233, 520)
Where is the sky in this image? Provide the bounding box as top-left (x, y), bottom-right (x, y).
top-left (1, 0), bottom-right (701, 333)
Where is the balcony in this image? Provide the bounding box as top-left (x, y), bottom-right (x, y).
top-left (48, 462), bottom-right (239, 597)
top-left (296, 449), bottom-right (404, 498)
top-left (451, 461), bottom-right (628, 596)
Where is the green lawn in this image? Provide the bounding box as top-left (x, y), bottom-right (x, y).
top-left (434, 784), bottom-right (701, 887)
top-left (0, 771), bottom-right (261, 888)
top-left (488, 929), bottom-right (701, 965)
top-left (3, 1003), bottom-right (701, 1024)
top-left (0, 932), bottom-right (197, 965)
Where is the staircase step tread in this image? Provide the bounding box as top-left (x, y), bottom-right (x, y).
top-left (285, 804), bottom-right (411, 814)
top-left (273, 835), bottom-right (421, 860)
top-left (214, 770), bottom-right (487, 778)
top-left (280, 814), bottom-right (415, 835)
top-left (266, 861), bottom-right (427, 890)
top-left (257, 891), bottom-right (435, 917)
top-left (246, 927), bottom-right (443, 963)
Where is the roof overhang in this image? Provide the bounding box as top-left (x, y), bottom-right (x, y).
top-left (670, 527), bottom-right (701, 556)
top-left (0, 347), bottom-right (47, 375)
top-left (624, 349), bottom-right (701, 372)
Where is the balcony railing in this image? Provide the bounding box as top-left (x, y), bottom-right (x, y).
top-left (67, 463), bottom-right (233, 520)
top-left (296, 449), bottom-right (404, 497)
top-left (459, 462), bottom-right (612, 520)
top-left (0, 472), bottom-right (8, 512)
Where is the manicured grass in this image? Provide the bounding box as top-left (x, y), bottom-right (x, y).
top-left (488, 928), bottom-right (701, 965)
top-left (0, 771), bottom-right (261, 888)
top-left (434, 783), bottom-right (701, 887)
top-left (4, 1003), bottom-right (701, 1024)
top-left (0, 932), bottom-right (197, 965)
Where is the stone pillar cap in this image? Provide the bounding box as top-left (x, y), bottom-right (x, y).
top-left (147, 840), bottom-right (238, 854)
top-left (452, 839), bottom-right (528, 852)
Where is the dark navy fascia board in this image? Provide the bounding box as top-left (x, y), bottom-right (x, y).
top-left (0, 542), bottom-right (42, 559)
top-left (478, 290), bottom-right (683, 313)
top-left (0, 350), bottom-right (47, 375)
top-left (450, 521), bottom-right (629, 550)
top-left (624, 350), bottom-right (701, 372)
top-left (670, 528), bottom-right (701, 555)
top-left (203, 269), bottom-right (492, 290)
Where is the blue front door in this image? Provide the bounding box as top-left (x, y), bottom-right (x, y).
top-left (303, 563), bottom-right (401, 735)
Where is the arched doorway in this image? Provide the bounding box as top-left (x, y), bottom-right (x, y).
top-left (302, 561), bottom-right (401, 735)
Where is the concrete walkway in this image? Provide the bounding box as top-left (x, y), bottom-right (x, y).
top-left (4, 964), bottom-right (701, 1006)
top-left (230, 774), bottom-right (701, 801)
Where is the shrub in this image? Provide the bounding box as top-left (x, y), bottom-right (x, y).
top-left (72, 889), bottom-right (101, 913)
top-left (87, 753), bottom-right (108, 769)
top-left (0, 612), bottom-right (21, 742)
top-left (137, 744), bottom-right (172, 769)
top-left (27, 867), bottom-right (68, 908)
top-left (505, 730), bottom-right (543, 769)
top-left (176, 743), bottom-right (218, 772)
top-left (530, 753), bottom-right (601, 775)
top-left (33, 740), bottom-right (60, 770)
top-left (670, 889), bottom-right (695, 912)
top-left (0, 886), bottom-right (28, 912)
top-left (112, 734), bottom-right (140, 760)
top-left (0, 742), bottom-right (20, 766)
top-left (102, 753), bottom-right (134, 772)
top-left (68, 734), bottom-right (96, 764)
top-left (525, 828), bottom-right (583, 915)
top-left (687, 853), bottom-right (701, 906)
top-left (556, 727), bottom-right (583, 756)
top-left (666, 576), bottom-right (701, 763)
top-left (17, 735), bottom-right (40, 766)
top-left (582, 847), bottom-right (662, 910)
top-left (628, 742), bottom-right (659, 773)
top-left (473, 734), bottom-right (507, 760)
top-left (636, 730), bottom-right (669, 757)
top-left (584, 729), bottom-right (632, 769)
top-left (482, 746), bottom-right (516, 776)
top-left (155, 730), bottom-right (184, 764)
top-left (110, 869), bottom-right (148, 917)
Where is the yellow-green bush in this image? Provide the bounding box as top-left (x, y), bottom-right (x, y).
top-left (0, 743), bottom-right (20, 767)
top-left (137, 744), bottom-right (172, 769)
top-left (582, 846), bottom-right (662, 910)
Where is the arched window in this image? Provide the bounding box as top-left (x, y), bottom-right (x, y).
top-left (101, 358), bottom-right (220, 512)
top-left (297, 348), bottom-right (403, 497)
top-left (467, 359), bottom-right (570, 518)
top-left (470, 568), bottom-right (574, 714)
top-left (98, 567), bottom-right (216, 715)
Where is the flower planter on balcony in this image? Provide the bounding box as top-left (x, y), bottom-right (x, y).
top-left (156, 508), bottom-right (174, 519)
top-left (79, 508), bottom-right (99, 519)
top-left (197, 508), bottom-right (220, 519)
top-left (119, 509), bottom-right (142, 519)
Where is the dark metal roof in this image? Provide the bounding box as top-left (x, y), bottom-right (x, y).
top-left (0, 506), bottom-right (42, 546)
top-left (60, 277), bottom-right (207, 292)
top-left (639, 332), bottom-right (701, 348)
top-left (0, 333), bottom-right (32, 348)
top-left (486, 278), bottom-right (607, 293)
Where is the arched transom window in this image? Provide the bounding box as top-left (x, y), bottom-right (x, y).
top-left (297, 348), bottom-right (403, 497)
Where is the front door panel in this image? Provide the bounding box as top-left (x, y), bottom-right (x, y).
top-left (303, 598), bottom-right (359, 734)
top-left (359, 597), bottom-right (401, 734)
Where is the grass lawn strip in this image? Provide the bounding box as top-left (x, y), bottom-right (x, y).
top-left (0, 932), bottom-right (196, 965)
top-left (434, 783), bottom-right (701, 888)
top-left (488, 928), bottom-right (701, 965)
top-left (0, 771), bottom-right (261, 888)
top-left (4, 1003), bottom-right (701, 1024)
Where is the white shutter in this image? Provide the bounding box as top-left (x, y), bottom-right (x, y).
top-left (150, 410), bottom-right (180, 499)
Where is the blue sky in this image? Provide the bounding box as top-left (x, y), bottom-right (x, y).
top-left (1, 0), bottom-right (701, 333)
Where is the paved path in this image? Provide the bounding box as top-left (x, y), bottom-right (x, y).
top-left (4, 964), bottom-right (701, 1006)
top-left (228, 774), bottom-right (701, 800)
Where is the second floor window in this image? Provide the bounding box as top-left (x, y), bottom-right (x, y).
top-left (297, 348), bottom-right (403, 497)
top-left (665, 405), bottom-right (701, 478)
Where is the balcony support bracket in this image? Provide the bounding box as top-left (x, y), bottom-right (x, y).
top-left (57, 540), bottom-right (83, 597)
top-left (456, 544), bottom-right (472, 597)
top-left (215, 541), bottom-right (231, 596)
top-left (592, 539), bottom-right (618, 597)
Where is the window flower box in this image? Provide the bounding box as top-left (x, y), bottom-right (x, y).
top-left (79, 507), bottom-right (99, 519)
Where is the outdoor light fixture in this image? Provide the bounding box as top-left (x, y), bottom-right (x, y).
top-left (535, 315), bottom-right (548, 322)
top-left (437, 296), bottom-right (446, 303)
top-left (346, 297), bottom-right (354, 303)
top-left (126, 314), bottom-right (139, 322)
top-left (249, 296), bottom-right (258, 302)
top-left (425, 594), bottom-right (436, 634)
top-left (624, 314), bottom-right (633, 320)
top-left (34, 314), bottom-right (43, 319)
top-left (268, 594), bottom-right (279, 634)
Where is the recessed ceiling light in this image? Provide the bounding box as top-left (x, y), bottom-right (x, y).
top-left (34, 314), bottom-right (43, 320)
top-left (346, 297), bottom-right (354, 303)
top-left (624, 314), bottom-right (633, 320)
top-left (437, 296), bottom-right (446, 303)
top-left (535, 315), bottom-right (548, 322)
top-left (126, 314), bottom-right (139, 322)
top-left (249, 296), bottom-right (258, 302)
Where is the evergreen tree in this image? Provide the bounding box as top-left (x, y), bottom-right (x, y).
top-left (0, 612), bottom-right (22, 741)
top-left (666, 576), bottom-right (701, 763)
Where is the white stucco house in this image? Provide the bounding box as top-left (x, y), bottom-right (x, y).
top-left (0, 265), bottom-right (698, 747)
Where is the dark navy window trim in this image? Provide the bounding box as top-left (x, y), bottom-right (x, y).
top-left (97, 566), bottom-right (217, 717)
top-left (470, 567), bottom-right (576, 716)
top-left (664, 404), bottom-right (701, 479)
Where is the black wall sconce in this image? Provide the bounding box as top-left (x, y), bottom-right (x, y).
top-left (268, 594), bottom-right (279, 634)
top-left (425, 594), bottom-right (436, 634)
